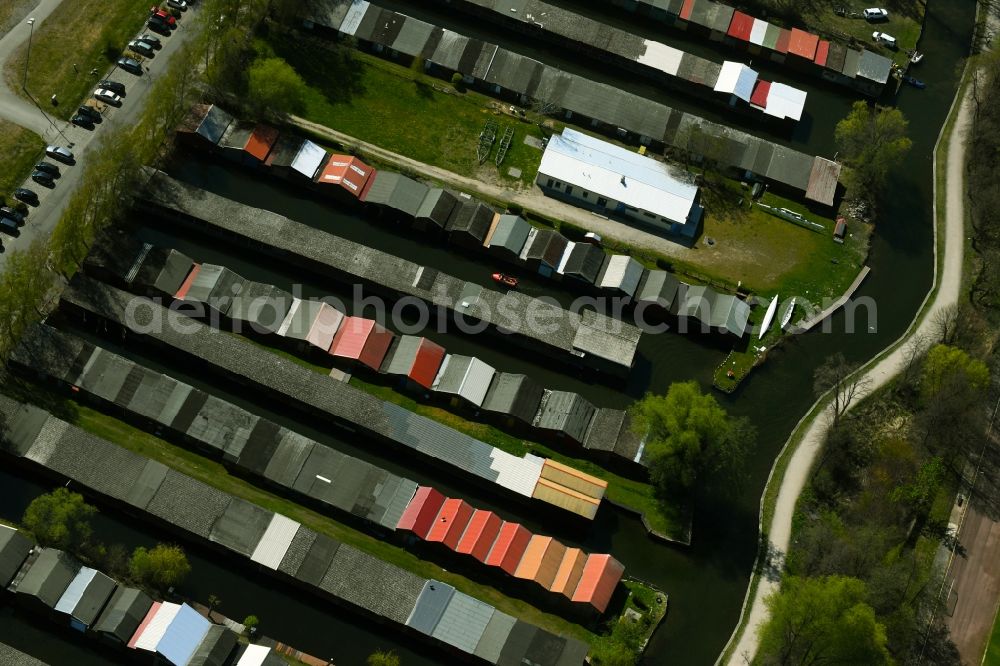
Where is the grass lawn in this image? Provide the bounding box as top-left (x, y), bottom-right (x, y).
top-left (0, 120), bottom-right (43, 199)
top-left (800, 4), bottom-right (924, 68)
top-left (268, 33), bottom-right (545, 189)
top-left (986, 607), bottom-right (1000, 666)
top-left (3, 0), bottom-right (153, 120)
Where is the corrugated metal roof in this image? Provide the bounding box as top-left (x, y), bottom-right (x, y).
top-left (93, 586), bottom-right (153, 643)
top-left (473, 609), bottom-right (517, 663)
top-left (571, 554), bottom-right (625, 613)
top-left (415, 189), bottom-right (459, 229)
top-left (14, 548), bottom-right (78, 608)
top-left (244, 124), bottom-right (279, 162)
top-left (534, 390), bottom-right (597, 444)
top-left (318, 155), bottom-right (374, 196)
top-left (814, 40), bottom-right (830, 66)
top-left (55, 567), bottom-right (115, 626)
top-left (749, 17), bottom-right (769, 46)
top-left (857, 49), bottom-right (891, 84)
top-left (396, 486), bottom-right (446, 538)
top-left (236, 644), bottom-right (275, 666)
top-left (405, 580), bottom-right (454, 635)
top-left (788, 28), bottom-right (819, 60)
top-left (127, 601), bottom-right (161, 649)
top-left (329, 316), bottom-right (394, 369)
top-left (157, 603), bottom-right (212, 666)
top-left (636, 270), bottom-right (681, 309)
top-left (726, 11), bottom-right (753, 41)
top-left (431, 355), bottom-right (496, 407)
top-left (455, 510), bottom-right (502, 562)
top-left (197, 105), bottom-right (233, 144)
top-left (549, 547), bottom-right (587, 596)
top-left (431, 591), bottom-right (494, 654)
top-left (531, 478), bottom-right (602, 520)
top-left (188, 624), bottom-right (237, 666)
top-left (54, 567), bottom-right (98, 614)
top-left (514, 536), bottom-right (566, 589)
top-left (133, 601), bottom-right (182, 651)
top-left (383, 336), bottom-right (446, 389)
top-left (596, 255), bottom-right (645, 296)
top-left (487, 214), bottom-right (531, 255)
top-left (250, 513), bottom-right (301, 570)
top-left (481, 373), bottom-right (544, 425)
top-left (291, 139), bottom-right (326, 179)
top-left (484, 522), bottom-right (532, 575)
top-left (424, 498), bottom-right (473, 549)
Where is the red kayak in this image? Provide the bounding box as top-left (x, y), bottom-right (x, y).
top-left (491, 272), bottom-right (518, 288)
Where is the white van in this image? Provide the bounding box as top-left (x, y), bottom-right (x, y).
top-left (873, 31), bottom-right (897, 48)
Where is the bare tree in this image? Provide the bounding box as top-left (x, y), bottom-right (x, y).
top-left (814, 353), bottom-right (872, 426)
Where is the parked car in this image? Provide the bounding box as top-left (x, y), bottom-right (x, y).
top-left (0, 206), bottom-right (24, 225)
top-left (166, 0), bottom-right (187, 10)
top-left (872, 31), bottom-right (897, 48)
top-left (33, 162), bottom-right (59, 177)
top-left (13, 188), bottom-right (37, 204)
top-left (117, 57), bottom-right (143, 75)
top-left (146, 17), bottom-right (171, 34)
top-left (44, 146), bottom-right (74, 163)
top-left (138, 34), bottom-right (162, 49)
top-left (97, 80), bottom-right (126, 95)
top-left (31, 171), bottom-right (55, 187)
top-left (863, 8), bottom-right (889, 21)
top-left (128, 39), bottom-right (155, 58)
top-left (71, 113), bottom-right (94, 128)
top-left (77, 105), bottom-right (102, 122)
top-left (94, 88), bottom-right (123, 105)
top-left (0, 216), bottom-right (17, 235)
top-left (150, 8), bottom-right (176, 26)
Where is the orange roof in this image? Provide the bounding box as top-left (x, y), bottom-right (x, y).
top-left (513, 536), bottom-right (567, 589)
top-left (571, 554), bottom-right (625, 613)
top-left (396, 486), bottom-right (444, 538)
top-left (550, 547), bottom-right (587, 596)
top-left (174, 263), bottom-right (202, 300)
top-left (455, 510), bottom-right (502, 562)
top-left (484, 522), bottom-right (532, 575)
top-left (317, 154), bottom-right (374, 198)
top-left (814, 40), bottom-right (830, 66)
top-left (328, 316), bottom-right (394, 370)
top-left (425, 498), bottom-right (474, 550)
top-left (245, 124), bottom-right (279, 161)
top-left (680, 0), bottom-right (695, 20)
top-left (787, 28), bottom-right (819, 60)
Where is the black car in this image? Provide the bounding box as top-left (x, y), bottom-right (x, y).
top-left (0, 217), bottom-right (17, 235)
top-left (34, 162), bottom-right (59, 176)
top-left (147, 18), bottom-right (170, 35)
top-left (0, 206), bottom-right (24, 225)
top-left (77, 105), bottom-right (102, 122)
top-left (97, 80), bottom-right (126, 95)
top-left (71, 113), bottom-right (94, 128)
top-left (116, 57), bottom-right (143, 75)
top-left (13, 188), bottom-right (37, 204)
top-left (31, 171), bottom-right (54, 187)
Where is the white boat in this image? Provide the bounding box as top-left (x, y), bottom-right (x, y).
top-left (779, 298), bottom-right (796, 330)
top-left (759, 295), bottom-right (779, 340)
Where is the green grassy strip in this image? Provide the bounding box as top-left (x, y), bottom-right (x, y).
top-left (0, 120), bottom-right (43, 200)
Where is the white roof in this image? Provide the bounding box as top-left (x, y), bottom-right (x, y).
top-left (54, 568), bottom-right (98, 614)
top-left (636, 40), bottom-right (684, 76)
top-left (749, 18), bottom-right (769, 45)
top-left (489, 451), bottom-right (544, 497)
top-left (538, 128), bottom-right (698, 225)
top-left (291, 140), bottom-right (326, 179)
top-left (133, 602), bottom-right (181, 651)
top-left (275, 297), bottom-right (302, 337)
top-left (714, 61), bottom-right (758, 102)
top-left (555, 241), bottom-right (577, 275)
top-left (250, 514), bottom-right (300, 569)
top-left (338, 0), bottom-right (370, 35)
top-left (762, 82), bottom-right (807, 121)
top-left (237, 645), bottom-right (275, 666)
top-left (597, 255), bottom-right (644, 296)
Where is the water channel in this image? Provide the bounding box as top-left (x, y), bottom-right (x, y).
top-left (1, 0), bottom-right (976, 663)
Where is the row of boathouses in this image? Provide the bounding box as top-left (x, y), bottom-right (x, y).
top-left (11, 324), bottom-right (625, 614)
top-left (0, 398), bottom-right (591, 665)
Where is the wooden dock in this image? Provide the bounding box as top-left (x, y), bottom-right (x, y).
top-left (791, 265), bottom-right (871, 334)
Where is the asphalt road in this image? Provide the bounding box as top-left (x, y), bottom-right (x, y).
top-left (0, 1), bottom-right (201, 271)
top-left (946, 500), bottom-right (1000, 663)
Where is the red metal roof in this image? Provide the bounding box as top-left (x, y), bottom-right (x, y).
top-left (396, 486), bottom-right (444, 539)
top-left (513, 536), bottom-right (567, 589)
top-left (749, 79), bottom-right (771, 108)
top-left (425, 498), bottom-right (474, 549)
top-left (317, 155), bottom-right (374, 198)
top-left (484, 522), bottom-right (532, 575)
top-left (571, 554), bottom-right (625, 613)
top-left (727, 11), bottom-right (754, 41)
top-left (814, 40), bottom-right (830, 66)
top-left (775, 28), bottom-right (792, 54)
top-left (680, 0), bottom-right (695, 21)
top-left (245, 124), bottom-right (279, 161)
top-left (788, 28), bottom-right (819, 60)
top-left (329, 316), bottom-right (394, 370)
top-left (173, 263), bottom-right (201, 300)
top-left (455, 510), bottom-right (502, 562)
top-left (409, 337), bottom-right (446, 389)
top-left (127, 601), bottom-right (161, 649)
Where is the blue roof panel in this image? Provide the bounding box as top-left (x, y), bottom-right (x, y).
top-left (157, 603), bottom-right (211, 666)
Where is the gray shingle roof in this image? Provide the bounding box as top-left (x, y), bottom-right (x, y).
top-left (533, 390), bottom-right (597, 444)
top-left (187, 625), bottom-right (237, 666)
top-left (635, 270), bottom-right (681, 309)
top-left (560, 243), bottom-right (605, 284)
top-left (93, 586), bottom-right (154, 642)
top-left (446, 200), bottom-right (495, 243)
top-left (0, 642), bottom-right (50, 666)
top-left (14, 549), bottom-right (79, 608)
top-left (487, 215), bottom-right (531, 256)
top-left (209, 498), bottom-right (272, 557)
top-left (524, 229), bottom-right (569, 268)
top-left (0, 527), bottom-right (31, 588)
top-left (481, 373), bottom-right (544, 424)
top-left (415, 189), bottom-right (459, 229)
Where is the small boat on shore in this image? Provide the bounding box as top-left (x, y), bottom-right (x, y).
top-left (491, 272), bottom-right (518, 288)
top-left (779, 298), bottom-right (796, 330)
top-left (907, 48), bottom-right (924, 64)
top-left (903, 75), bottom-right (926, 89)
top-left (759, 295), bottom-right (779, 340)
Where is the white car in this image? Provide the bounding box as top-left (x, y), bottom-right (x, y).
top-left (864, 8), bottom-right (889, 21)
top-left (872, 31), bottom-right (897, 48)
top-left (94, 88), bottom-right (122, 105)
top-left (45, 145), bottom-right (74, 163)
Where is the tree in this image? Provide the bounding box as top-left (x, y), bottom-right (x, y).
top-left (814, 353), bottom-right (871, 426)
top-left (130, 543), bottom-right (191, 591)
top-left (920, 344), bottom-right (989, 402)
top-left (835, 101), bottom-right (912, 199)
top-left (22, 488), bottom-right (96, 551)
top-left (367, 650), bottom-right (401, 666)
top-left (243, 615), bottom-right (259, 636)
top-left (450, 72), bottom-right (464, 91)
top-left (757, 576), bottom-right (892, 666)
top-left (630, 381), bottom-right (755, 497)
top-left (247, 57), bottom-right (308, 118)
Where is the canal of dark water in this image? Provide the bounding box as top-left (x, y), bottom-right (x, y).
top-left (1, 0), bottom-right (975, 663)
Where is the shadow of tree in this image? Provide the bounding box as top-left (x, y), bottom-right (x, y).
top-left (269, 31), bottom-right (365, 105)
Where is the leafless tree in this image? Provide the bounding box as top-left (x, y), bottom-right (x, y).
top-left (814, 353), bottom-right (872, 426)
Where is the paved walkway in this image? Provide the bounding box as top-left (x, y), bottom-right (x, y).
top-left (0, 2), bottom-right (202, 272)
top-left (946, 499), bottom-right (1000, 662)
top-left (722, 85), bottom-right (972, 665)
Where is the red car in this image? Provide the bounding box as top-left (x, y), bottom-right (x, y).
top-left (149, 7), bottom-right (176, 26)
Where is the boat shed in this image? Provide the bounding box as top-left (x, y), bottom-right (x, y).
top-left (557, 242), bottom-right (605, 285)
top-left (596, 255), bottom-right (645, 298)
top-left (360, 171), bottom-right (429, 219)
top-left (235, 644), bottom-right (285, 666)
top-left (455, 510), bottom-right (503, 562)
top-left (583, 408), bottom-right (645, 466)
top-left (513, 536), bottom-right (567, 590)
top-left (533, 390), bottom-right (597, 445)
top-left (676, 285), bottom-right (750, 337)
top-left (635, 269), bottom-right (682, 311)
top-left (328, 316), bottom-right (395, 370)
top-left (178, 103), bottom-right (233, 146)
top-left (397, 486), bottom-right (447, 539)
top-left (179, 263), bottom-right (247, 317)
top-left (157, 603), bottom-right (213, 666)
top-left (54, 566), bottom-right (117, 631)
top-left (382, 335), bottom-right (446, 390)
top-left (288, 139), bottom-right (328, 180)
top-left (140, 248), bottom-right (196, 298)
top-left (521, 228), bottom-right (570, 278)
top-left (317, 154), bottom-right (374, 197)
top-left (262, 133), bottom-right (303, 173)
top-left (276, 298), bottom-right (345, 352)
top-left (446, 200), bottom-right (495, 249)
top-left (550, 548), bottom-right (586, 598)
top-left (788, 28), bottom-right (819, 61)
top-left (726, 10), bottom-right (754, 42)
top-left (484, 214), bottom-right (531, 258)
top-left (713, 61), bottom-right (758, 102)
top-left (481, 373), bottom-right (544, 426)
top-left (11, 548), bottom-right (80, 611)
top-left (484, 522), bottom-right (533, 576)
top-left (425, 498), bottom-right (474, 550)
top-left (805, 157), bottom-right (841, 207)
top-left (243, 124), bottom-right (280, 165)
top-left (93, 586), bottom-right (154, 643)
top-left (415, 188), bottom-right (460, 231)
top-left (571, 554), bottom-right (625, 614)
top-left (228, 281), bottom-right (294, 334)
top-left (432, 354), bottom-right (497, 408)
top-left (188, 625), bottom-right (238, 666)
top-left (0, 526), bottom-right (32, 587)
top-left (130, 601), bottom-right (178, 650)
